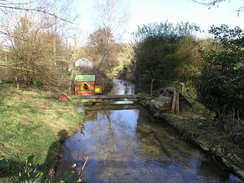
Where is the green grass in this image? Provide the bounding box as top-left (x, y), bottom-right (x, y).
top-left (0, 83), bottom-right (83, 181)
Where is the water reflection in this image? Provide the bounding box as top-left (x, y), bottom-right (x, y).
top-left (109, 80), bottom-right (135, 95)
top-left (58, 80), bottom-right (243, 183)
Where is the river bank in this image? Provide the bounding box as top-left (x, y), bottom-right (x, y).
top-left (137, 95), bottom-right (244, 181)
top-left (0, 83), bottom-right (83, 182)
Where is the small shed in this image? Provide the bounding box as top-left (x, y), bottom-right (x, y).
top-left (74, 75), bottom-right (96, 96)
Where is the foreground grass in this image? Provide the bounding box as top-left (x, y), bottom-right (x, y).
top-left (0, 83), bottom-right (83, 180)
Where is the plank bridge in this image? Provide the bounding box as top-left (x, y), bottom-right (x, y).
top-left (79, 95), bottom-right (138, 101)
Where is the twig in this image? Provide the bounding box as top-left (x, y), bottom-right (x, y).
top-left (78, 156), bottom-right (88, 177)
top-left (0, 5), bottom-right (74, 24)
top-left (81, 156), bottom-right (88, 172)
top-left (0, 64), bottom-right (36, 72)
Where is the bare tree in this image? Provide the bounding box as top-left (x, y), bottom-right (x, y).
top-left (0, 0), bottom-right (78, 92)
top-left (94, 0), bottom-right (128, 39)
top-left (0, 0), bottom-right (75, 23)
top-left (0, 0), bottom-right (78, 47)
top-left (85, 0), bottom-right (128, 74)
top-left (88, 27), bottom-right (121, 73)
top-left (6, 16), bottom-right (70, 88)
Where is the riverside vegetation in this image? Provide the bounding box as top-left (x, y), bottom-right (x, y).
top-left (133, 21), bottom-right (243, 136)
top-left (133, 22), bottom-right (244, 180)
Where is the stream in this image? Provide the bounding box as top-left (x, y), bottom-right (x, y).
top-left (57, 80), bottom-right (243, 183)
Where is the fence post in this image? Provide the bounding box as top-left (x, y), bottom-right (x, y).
top-left (150, 79), bottom-right (155, 96)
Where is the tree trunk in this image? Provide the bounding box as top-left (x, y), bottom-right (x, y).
top-left (15, 76), bottom-right (19, 89)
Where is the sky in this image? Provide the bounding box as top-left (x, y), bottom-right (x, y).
top-left (74, 0), bottom-right (244, 43)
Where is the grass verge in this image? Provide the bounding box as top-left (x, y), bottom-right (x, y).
top-left (0, 83), bottom-right (83, 182)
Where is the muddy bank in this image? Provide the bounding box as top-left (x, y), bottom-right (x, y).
top-left (137, 96), bottom-right (244, 181)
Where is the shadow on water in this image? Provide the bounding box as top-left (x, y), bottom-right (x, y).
top-left (56, 80), bottom-right (243, 183)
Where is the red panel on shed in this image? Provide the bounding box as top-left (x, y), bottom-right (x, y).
top-left (74, 81), bottom-right (95, 96)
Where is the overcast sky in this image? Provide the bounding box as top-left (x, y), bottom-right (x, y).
top-left (74, 0), bottom-right (244, 43)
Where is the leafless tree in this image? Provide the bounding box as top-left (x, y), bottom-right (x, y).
top-left (0, 0), bottom-right (78, 47)
top-left (4, 16), bottom-right (69, 88)
top-left (85, 0), bottom-right (128, 74)
top-left (88, 27), bottom-right (121, 73)
top-left (93, 0), bottom-right (129, 42)
top-left (0, 0), bottom-right (75, 23)
top-left (0, 0), bottom-right (78, 92)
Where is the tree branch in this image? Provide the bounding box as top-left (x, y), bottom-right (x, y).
top-left (192, 0), bottom-right (226, 6)
top-left (0, 4), bottom-right (74, 24)
top-left (193, 0), bottom-right (244, 13)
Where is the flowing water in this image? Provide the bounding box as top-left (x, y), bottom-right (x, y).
top-left (57, 80), bottom-right (243, 183)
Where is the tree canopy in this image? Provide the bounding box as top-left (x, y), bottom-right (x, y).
top-left (133, 21), bottom-right (201, 93)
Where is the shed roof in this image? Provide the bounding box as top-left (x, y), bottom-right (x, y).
top-left (74, 75), bottom-right (96, 82)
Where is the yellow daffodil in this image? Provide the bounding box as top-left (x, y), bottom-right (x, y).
top-left (76, 178), bottom-right (82, 183)
top-left (59, 180), bottom-right (65, 183)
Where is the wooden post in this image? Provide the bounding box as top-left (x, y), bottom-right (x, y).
top-left (171, 88), bottom-right (176, 113)
top-left (171, 88), bottom-right (180, 113)
top-left (175, 90), bottom-right (180, 113)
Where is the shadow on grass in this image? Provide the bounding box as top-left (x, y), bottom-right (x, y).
top-left (0, 159), bottom-right (25, 177)
top-left (0, 129), bottom-right (69, 182)
top-left (42, 130), bottom-right (69, 176)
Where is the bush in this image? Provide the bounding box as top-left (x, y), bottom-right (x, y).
top-left (133, 21), bottom-right (201, 93)
top-left (197, 25), bottom-right (244, 130)
top-left (6, 16), bottom-right (70, 92)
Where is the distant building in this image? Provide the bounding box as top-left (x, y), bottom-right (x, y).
top-left (75, 58), bottom-right (93, 68)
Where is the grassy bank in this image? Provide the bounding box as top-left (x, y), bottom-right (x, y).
top-left (138, 97), bottom-right (244, 180)
top-left (0, 83), bottom-right (83, 181)
top-left (165, 111), bottom-right (244, 180)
